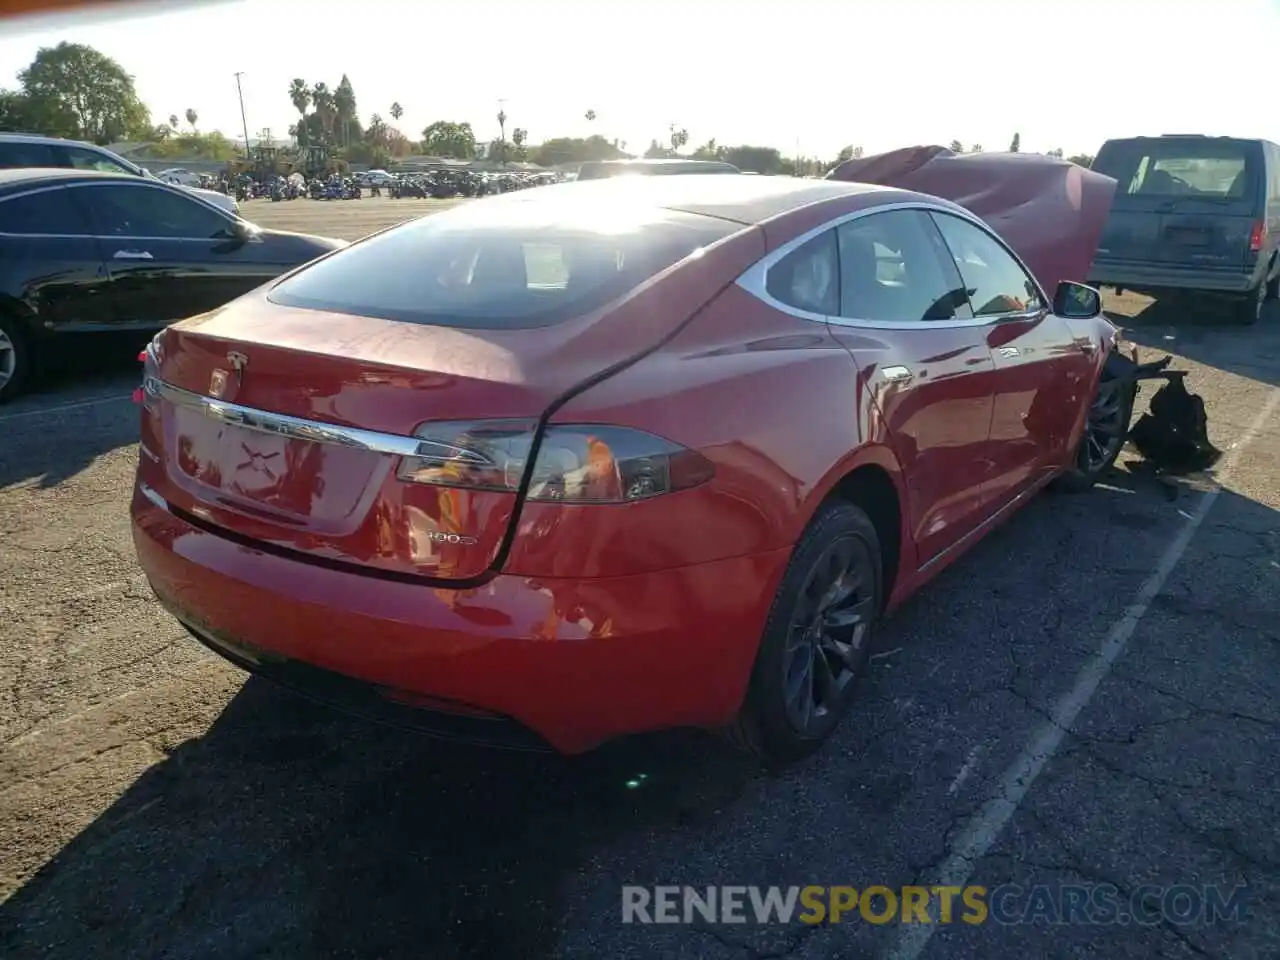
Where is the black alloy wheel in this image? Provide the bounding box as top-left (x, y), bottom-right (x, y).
top-left (782, 536), bottom-right (876, 734)
top-left (726, 501), bottom-right (882, 764)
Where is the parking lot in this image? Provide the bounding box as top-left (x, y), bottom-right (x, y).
top-left (1, 196), bottom-right (1278, 960)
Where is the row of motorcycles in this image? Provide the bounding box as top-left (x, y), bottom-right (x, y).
top-left (230, 176), bottom-right (363, 202)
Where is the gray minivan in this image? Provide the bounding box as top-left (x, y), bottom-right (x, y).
top-left (1088, 135), bottom-right (1280, 323)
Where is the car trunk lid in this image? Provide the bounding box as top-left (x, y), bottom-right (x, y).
top-left (139, 212), bottom-right (759, 581)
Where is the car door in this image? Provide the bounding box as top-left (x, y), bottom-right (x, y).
top-left (815, 208), bottom-right (999, 567)
top-left (71, 180), bottom-right (273, 328)
top-left (0, 184), bottom-right (116, 333)
top-left (929, 211), bottom-right (1091, 508)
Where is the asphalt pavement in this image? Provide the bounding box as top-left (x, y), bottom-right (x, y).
top-left (0, 203), bottom-right (1277, 960)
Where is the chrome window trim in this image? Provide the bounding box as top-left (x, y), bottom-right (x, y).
top-left (735, 200), bottom-right (1051, 331)
top-left (0, 179), bottom-right (241, 241)
top-left (146, 377), bottom-right (423, 457)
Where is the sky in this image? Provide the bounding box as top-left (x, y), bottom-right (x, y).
top-left (2, 0), bottom-right (1279, 159)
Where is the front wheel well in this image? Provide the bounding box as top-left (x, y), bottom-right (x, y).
top-left (828, 464), bottom-right (902, 610)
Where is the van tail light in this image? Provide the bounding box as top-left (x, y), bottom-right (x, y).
top-left (1249, 219), bottom-right (1267, 253)
top-left (395, 421), bottom-right (715, 503)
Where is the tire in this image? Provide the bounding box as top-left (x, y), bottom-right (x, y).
top-left (0, 314), bottom-right (32, 404)
top-left (1052, 371), bottom-right (1135, 493)
top-left (724, 501), bottom-right (882, 765)
top-left (1234, 282), bottom-right (1265, 325)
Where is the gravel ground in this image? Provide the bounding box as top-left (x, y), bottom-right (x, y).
top-left (0, 199), bottom-right (1277, 960)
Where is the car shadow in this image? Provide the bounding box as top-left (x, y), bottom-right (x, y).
top-left (0, 680), bottom-right (760, 960)
top-left (2, 452), bottom-right (1274, 960)
top-left (0, 343), bottom-right (141, 489)
top-left (1105, 289), bottom-right (1280, 387)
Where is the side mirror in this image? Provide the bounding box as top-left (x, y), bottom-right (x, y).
top-left (1054, 281), bottom-right (1102, 319)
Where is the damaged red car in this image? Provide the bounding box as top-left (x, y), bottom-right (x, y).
top-left (131, 153), bottom-right (1124, 763)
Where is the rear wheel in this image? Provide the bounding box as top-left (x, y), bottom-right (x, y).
top-left (1235, 282), bottom-right (1266, 325)
top-left (0, 315), bottom-right (32, 404)
top-left (1052, 371), bottom-right (1135, 492)
top-left (725, 501), bottom-right (881, 765)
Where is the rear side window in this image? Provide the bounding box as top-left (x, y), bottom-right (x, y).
top-left (765, 229), bottom-right (839, 315)
top-left (268, 203), bottom-right (737, 329)
top-left (0, 141), bottom-right (60, 168)
top-left (64, 146), bottom-right (136, 175)
top-left (0, 187), bottom-right (91, 235)
top-left (1098, 139), bottom-right (1259, 200)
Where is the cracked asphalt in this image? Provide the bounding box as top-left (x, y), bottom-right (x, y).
top-left (1, 198), bottom-right (1278, 960)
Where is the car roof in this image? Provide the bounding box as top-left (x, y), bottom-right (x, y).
top-left (0, 167), bottom-right (147, 191)
top-left (483, 174), bottom-right (896, 226)
top-left (0, 132), bottom-right (101, 148)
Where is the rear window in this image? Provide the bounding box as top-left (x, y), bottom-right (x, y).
top-left (1097, 139), bottom-right (1259, 200)
top-left (267, 199), bottom-right (738, 329)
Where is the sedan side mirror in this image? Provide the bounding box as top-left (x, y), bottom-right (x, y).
top-left (1054, 281), bottom-right (1102, 319)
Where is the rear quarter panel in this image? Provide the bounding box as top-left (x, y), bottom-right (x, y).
top-left (504, 284), bottom-right (909, 580)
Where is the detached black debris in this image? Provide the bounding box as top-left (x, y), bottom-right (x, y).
top-left (1109, 352), bottom-right (1223, 475)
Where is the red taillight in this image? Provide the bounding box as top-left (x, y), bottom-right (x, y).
top-left (1249, 219), bottom-right (1266, 253)
top-left (131, 387), bottom-right (144, 405)
top-left (136, 350), bottom-right (147, 363)
top-left (395, 421), bottom-right (716, 503)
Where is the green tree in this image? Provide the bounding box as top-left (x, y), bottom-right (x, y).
top-left (690, 138), bottom-right (722, 160)
top-left (835, 145), bottom-right (864, 162)
top-left (420, 120), bottom-right (476, 159)
top-left (289, 78), bottom-right (310, 147)
top-left (390, 101), bottom-right (403, 123)
top-left (970, 143), bottom-right (984, 153)
top-left (17, 42), bottom-right (150, 143)
top-left (335, 74), bottom-right (358, 148)
top-left (0, 89), bottom-right (36, 132)
top-left (495, 107), bottom-right (507, 164)
top-left (721, 144), bottom-right (784, 174)
top-left (1067, 153), bottom-right (1094, 168)
top-left (1009, 132), bottom-right (1020, 152)
top-left (1047, 147), bottom-right (1064, 159)
top-left (529, 135), bottom-right (624, 167)
top-left (185, 108), bottom-right (198, 133)
top-left (311, 82), bottom-right (335, 145)
top-left (668, 124), bottom-right (689, 153)
top-left (949, 140), bottom-right (964, 153)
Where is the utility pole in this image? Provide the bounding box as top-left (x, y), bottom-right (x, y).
top-left (234, 72), bottom-right (251, 159)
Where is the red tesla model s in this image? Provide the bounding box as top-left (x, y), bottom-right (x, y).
top-left (131, 170), bottom-right (1126, 763)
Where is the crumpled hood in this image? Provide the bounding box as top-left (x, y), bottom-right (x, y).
top-left (827, 146), bottom-right (1117, 295)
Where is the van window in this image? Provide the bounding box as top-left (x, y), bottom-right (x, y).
top-left (1098, 139), bottom-right (1258, 201)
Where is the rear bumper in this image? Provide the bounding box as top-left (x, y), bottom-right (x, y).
top-left (1088, 259), bottom-right (1258, 294)
top-left (131, 483), bottom-right (788, 754)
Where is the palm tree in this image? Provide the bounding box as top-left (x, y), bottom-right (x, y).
top-left (312, 82), bottom-right (334, 146)
top-left (390, 102), bottom-right (403, 123)
top-left (496, 107), bottom-right (507, 165)
top-left (289, 78), bottom-right (310, 147)
top-left (185, 108), bottom-right (198, 133)
top-left (585, 109), bottom-right (596, 123)
top-left (168, 113), bottom-right (179, 130)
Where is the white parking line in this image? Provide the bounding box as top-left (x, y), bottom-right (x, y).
top-left (0, 394), bottom-right (133, 422)
top-left (885, 386), bottom-right (1280, 960)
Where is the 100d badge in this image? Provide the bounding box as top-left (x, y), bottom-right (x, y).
top-left (425, 532), bottom-right (478, 545)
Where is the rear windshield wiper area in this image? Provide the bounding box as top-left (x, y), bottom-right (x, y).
top-left (1155, 196), bottom-right (1235, 212)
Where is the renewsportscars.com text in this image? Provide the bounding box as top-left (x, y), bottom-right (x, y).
top-left (621, 884), bottom-right (1248, 926)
